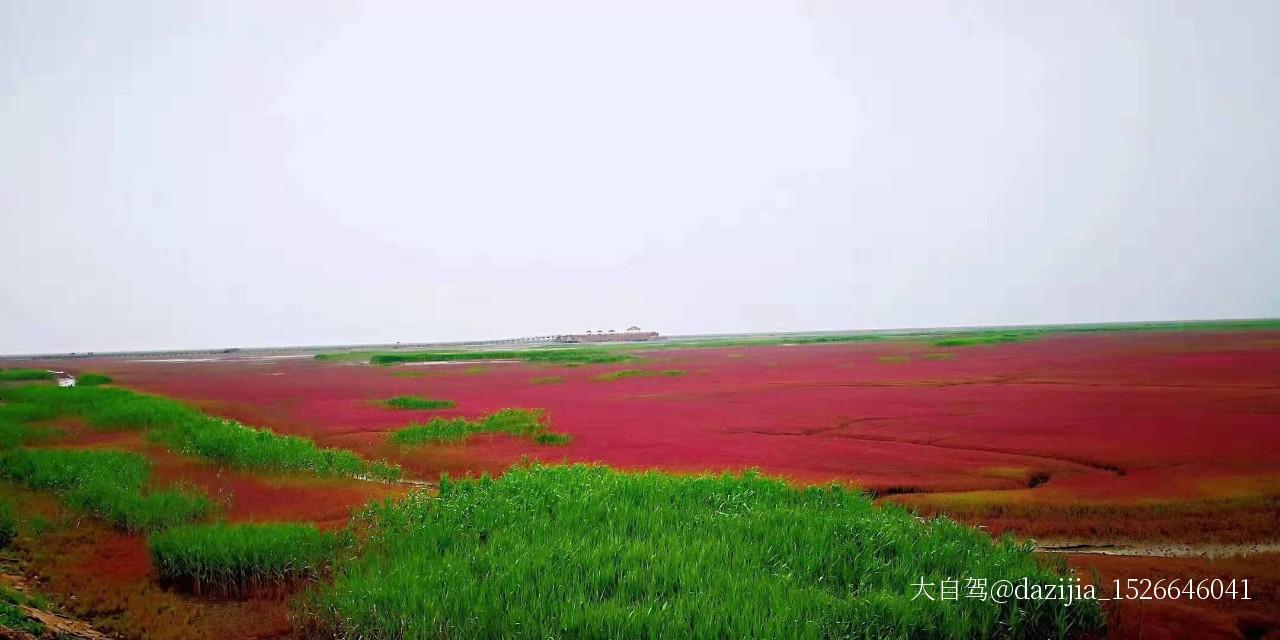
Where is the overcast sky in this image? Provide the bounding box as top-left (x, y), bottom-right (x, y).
top-left (2, 1), bottom-right (1277, 354)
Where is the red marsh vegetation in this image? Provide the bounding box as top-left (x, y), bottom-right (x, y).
top-left (4, 328), bottom-right (1278, 638)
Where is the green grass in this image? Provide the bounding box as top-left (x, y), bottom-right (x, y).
top-left (628, 319), bottom-right (1280, 353)
top-left (311, 320), bottom-right (1280, 368)
top-left (623, 334), bottom-right (894, 351)
top-left (594, 369), bottom-right (686, 381)
top-left (389, 409), bottom-right (570, 446)
top-left (0, 385), bottom-right (399, 482)
top-left (0, 448), bottom-right (210, 532)
top-left (932, 331), bottom-right (1036, 348)
top-left (381, 396), bottom-right (456, 410)
top-left (367, 348), bottom-right (631, 366)
top-left (877, 355), bottom-right (910, 363)
top-left (0, 604), bottom-right (43, 635)
top-left (532, 432), bottom-right (573, 446)
top-left (0, 417), bottom-right (57, 450)
top-left (76, 373), bottom-right (113, 386)
top-left (1049, 318), bottom-right (1280, 333)
top-left (0, 584), bottom-right (55, 636)
top-left (302, 464), bottom-right (1103, 639)
top-left (0, 369), bottom-right (53, 382)
top-left (923, 352), bottom-right (956, 360)
top-left (530, 375), bottom-right (564, 384)
top-left (0, 499), bottom-right (15, 547)
top-left (149, 522), bottom-right (340, 596)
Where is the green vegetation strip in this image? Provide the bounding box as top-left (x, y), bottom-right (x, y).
top-left (381, 396), bottom-right (456, 410)
top-left (309, 319), bottom-right (1279, 367)
top-left (0, 584), bottom-right (49, 636)
top-left (364, 348), bottom-right (630, 366)
top-left (76, 373), bottom-right (112, 386)
top-left (303, 464), bottom-right (1102, 639)
top-left (594, 368), bottom-right (686, 381)
top-left (931, 331), bottom-right (1035, 348)
top-left (0, 385), bottom-right (399, 481)
top-left (0, 369), bottom-right (53, 382)
top-left (0, 449), bottom-right (210, 532)
top-left (0, 499), bottom-right (16, 547)
top-left (149, 522), bottom-right (340, 596)
top-left (389, 408), bottom-right (570, 446)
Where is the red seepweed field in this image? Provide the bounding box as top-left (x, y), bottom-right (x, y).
top-left (2, 327), bottom-right (1278, 638)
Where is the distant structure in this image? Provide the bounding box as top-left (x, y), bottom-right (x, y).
top-left (557, 326), bottom-right (661, 343)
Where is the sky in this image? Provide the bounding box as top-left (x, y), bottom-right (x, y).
top-left (2, 1), bottom-right (1277, 354)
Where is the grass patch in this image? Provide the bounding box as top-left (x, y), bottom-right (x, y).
top-left (149, 522), bottom-right (340, 596)
top-left (0, 499), bottom-right (15, 547)
top-left (0, 369), bottom-right (53, 382)
top-left (530, 375), bottom-right (564, 385)
top-left (313, 320), bottom-right (1280, 368)
top-left (0, 418), bottom-right (58, 450)
top-left (626, 334), bottom-right (893, 351)
top-left (626, 319), bottom-right (1280, 353)
top-left (532, 432), bottom-right (573, 446)
top-left (0, 385), bottom-right (399, 481)
top-left (151, 418), bottom-right (399, 481)
top-left (389, 409), bottom-right (569, 446)
top-left (302, 464), bottom-right (1102, 639)
top-left (594, 369), bottom-right (686, 381)
top-left (0, 586), bottom-right (45, 636)
top-left (0, 448), bottom-right (210, 531)
top-left (932, 331), bottom-right (1035, 347)
top-left (381, 396), bottom-right (456, 411)
top-left (368, 348), bottom-right (630, 366)
top-left (0, 584), bottom-right (58, 637)
top-left (877, 355), bottom-right (910, 363)
top-left (76, 373), bottom-right (113, 386)
top-left (923, 352), bottom-right (956, 360)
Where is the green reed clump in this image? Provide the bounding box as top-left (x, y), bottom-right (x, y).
top-left (0, 369), bottom-right (53, 382)
top-left (532, 432), bottom-right (572, 446)
top-left (0, 449), bottom-right (210, 531)
top-left (302, 464), bottom-right (1103, 639)
top-left (0, 385), bottom-right (399, 482)
top-left (389, 408), bottom-right (569, 446)
top-left (0, 500), bottom-right (16, 547)
top-left (149, 522), bottom-right (340, 596)
top-left (381, 396), bottom-right (456, 410)
top-left (594, 369), bottom-right (686, 381)
top-left (369, 348), bottom-right (630, 366)
top-left (151, 417), bottom-right (401, 481)
top-left (76, 373), bottom-right (113, 386)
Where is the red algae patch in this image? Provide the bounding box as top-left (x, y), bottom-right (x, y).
top-left (1066, 553), bottom-right (1280, 640)
top-left (41, 330), bottom-right (1280, 505)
